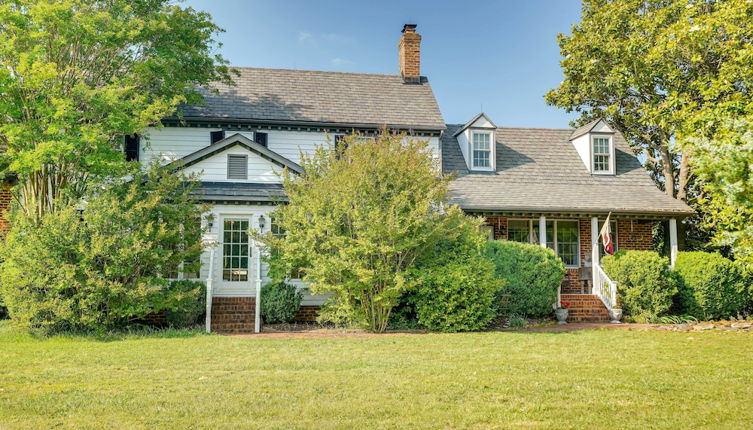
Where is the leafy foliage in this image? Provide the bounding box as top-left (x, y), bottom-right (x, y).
top-left (257, 131), bottom-right (482, 332)
top-left (163, 280), bottom-right (206, 328)
top-left (260, 282), bottom-right (303, 324)
top-left (601, 250), bottom-right (677, 320)
top-left (546, 0), bottom-right (753, 207)
top-left (0, 163), bottom-right (207, 333)
top-left (674, 251), bottom-right (750, 320)
top-left (0, 0), bottom-right (234, 222)
top-left (484, 241), bottom-right (565, 318)
top-left (411, 232), bottom-right (503, 333)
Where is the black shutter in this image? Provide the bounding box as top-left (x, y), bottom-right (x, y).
top-left (210, 130), bottom-right (225, 144)
top-left (125, 134), bottom-right (139, 161)
top-left (334, 135), bottom-right (348, 159)
top-left (255, 132), bottom-right (268, 147)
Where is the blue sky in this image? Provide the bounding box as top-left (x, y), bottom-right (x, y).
top-left (184, 0), bottom-right (583, 128)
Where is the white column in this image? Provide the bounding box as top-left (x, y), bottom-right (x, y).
top-left (539, 215), bottom-right (547, 248)
top-left (254, 239), bottom-right (262, 333)
top-left (204, 247), bottom-right (215, 333)
top-left (669, 218), bottom-right (678, 268)
top-left (591, 217), bottom-right (599, 292)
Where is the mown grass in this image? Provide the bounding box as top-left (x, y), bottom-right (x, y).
top-left (0, 322), bottom-right (751, 429)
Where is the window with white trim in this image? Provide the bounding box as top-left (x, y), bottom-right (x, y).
top-left (472, 132), bottom-right (491, 168)
top-left (507, 219), bottom-right (580, 267)
top-left (592, 136), bottom-right (612, 173)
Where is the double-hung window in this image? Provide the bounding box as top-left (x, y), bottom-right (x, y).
top-left (592, 136), bottom-right (611, 173)
top-left (472, 132), bottom-right (491, 168)
top-left (508, 219), bottom-right (580, 267)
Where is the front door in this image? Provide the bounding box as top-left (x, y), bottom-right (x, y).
top-left (215, 216), bottom-right (253, 295)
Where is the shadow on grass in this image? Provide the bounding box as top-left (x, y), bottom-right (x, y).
top-left (0, 320), bottom-right (209, 343)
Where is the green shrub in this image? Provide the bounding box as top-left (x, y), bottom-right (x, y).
top-left (260, 282), bottom-right (302, 324)
top-left (674, 251), bottom-right (751, 320)
top-left (411, 233), bottom-right (503, 333)
top-left (162, 280), bottom-right (206, 328)
top-left (0, 164), bottom-right (207, 334)
top-left (484, 241), bottom-right (565, 318)
top-left (601, 250), bottom-right (677, 320)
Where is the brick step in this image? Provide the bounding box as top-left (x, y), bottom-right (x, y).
top-left (561, 294), bottom-right (610, 322)
top-left (211, 305), bottom-right (256, 311)
top-left (211, 324), bottom-right (256, 333)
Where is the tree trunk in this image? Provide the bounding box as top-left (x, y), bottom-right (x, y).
top-left (677, 151), bottom-right (691, 202)
top-left (659, 146), bottom-right (676, 198)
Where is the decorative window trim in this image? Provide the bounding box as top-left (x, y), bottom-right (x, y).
top-left (507, 218), bottom-right (581, 268)
top-left (470, 131), bottom-right (493, 171)
top-left (591, 134), bottom-right (614, 175)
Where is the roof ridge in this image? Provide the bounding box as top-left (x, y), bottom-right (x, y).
top-left (445, 124), bottom-right (574, 132)
top-left (230, 65), bottom-right (411, 79)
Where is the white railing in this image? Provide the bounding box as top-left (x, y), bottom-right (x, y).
top-left (593, 264), bottom-right (618, 310)
top-left (204, 246), bottom-right (215, 333)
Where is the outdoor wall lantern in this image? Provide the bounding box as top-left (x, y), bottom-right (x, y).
top-left (258, 215), bottom-right (266, 231)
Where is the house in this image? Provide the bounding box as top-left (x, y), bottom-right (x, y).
top-left (130, 24), bottom-right (692, 332)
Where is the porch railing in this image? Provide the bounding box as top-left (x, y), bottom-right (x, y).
top-left (593, 264), bottom-right (618, 310)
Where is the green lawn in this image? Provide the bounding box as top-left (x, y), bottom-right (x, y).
top-left (1, 323), bottom-right (751, 429)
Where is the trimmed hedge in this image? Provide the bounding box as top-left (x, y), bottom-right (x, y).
top-left (674, 251), bottom-right (750, 320)
top-left (484, 241), bottom-right (565, 318)
top-left (601, 250), bottom-right (677, 320)
top-left (260, 281), bottom-right (302, 324)
top-left (407, 229), bottom-right (503, 333)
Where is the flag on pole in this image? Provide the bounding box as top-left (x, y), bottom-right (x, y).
top-left (600, 212), bottom-right (615, 255)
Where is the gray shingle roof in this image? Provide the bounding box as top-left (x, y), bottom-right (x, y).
top-left (442, 125), bottom-right (694, 216)
top-left (181, 67), bottom-right (445, 130)
top-left (193, 182), bottom-right (286, 203)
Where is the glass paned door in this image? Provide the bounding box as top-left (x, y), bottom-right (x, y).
top-left (222, 218), bottom-right (249, 282)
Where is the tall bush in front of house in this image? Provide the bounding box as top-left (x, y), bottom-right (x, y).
top-left (255, 131), bottom-right (483, 332)
top-left (674, 251), bottom-right (750, 320)
top-left (260, 281), bottom-right (303, 324)
top-left (601, 250), bottom-right (677, 320)
top-left (163, 280), bottom-right (207, 328)
top-left (484, 241), bottom-right (565, 318)
top-left (0, 164), bottom-right (208, 334)
top-left (409, 226), bottom-right (503, 333)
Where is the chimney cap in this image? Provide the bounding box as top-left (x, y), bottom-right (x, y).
top-left (402, 24), bottom-right (417, 33)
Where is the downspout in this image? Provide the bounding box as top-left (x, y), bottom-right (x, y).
top-left (254, 239), bottom-right (262, 333)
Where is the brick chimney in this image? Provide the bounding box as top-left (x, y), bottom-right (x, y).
top-left (398, 24), bottom-right (421, 83)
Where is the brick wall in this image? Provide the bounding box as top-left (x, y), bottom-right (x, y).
top-left (293, 306), bottom-right (320, 323)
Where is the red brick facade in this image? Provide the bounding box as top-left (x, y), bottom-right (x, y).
top-left (293, 306), bottom-right (320, 323)
top-left (483, 215), bottom-right (656, 294)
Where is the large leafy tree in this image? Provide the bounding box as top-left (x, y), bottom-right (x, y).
top-left (259, 132), bottom-right (484, 333)
top-left (545, 0), bottom-right (752, 204)
top-left (0, 0), bottom-right (233, 223)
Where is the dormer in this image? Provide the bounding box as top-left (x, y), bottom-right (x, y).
top-left (570, 118), bottom-right (616, 175)
top-left (453, 113), bottom-right (497, 172)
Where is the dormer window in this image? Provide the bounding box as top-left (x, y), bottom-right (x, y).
top-left (591, 135), bottom-right (613, 174)
top-left (472, 132), bottom-right (491, 168)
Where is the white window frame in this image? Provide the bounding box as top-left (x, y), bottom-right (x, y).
top-left (507, 218), bottom-right (581, 268)
top-left (470, 131), bottom-right (493, 171)
top-left (591, 135), bottom-right (614, 175)
top-left (480, 225), bottom-right (495, 240)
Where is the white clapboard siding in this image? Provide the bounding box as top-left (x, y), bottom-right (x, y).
top-left (141, 127), bottom-right (441, 172)
top-left (182, 146), bottom-right (283, 182)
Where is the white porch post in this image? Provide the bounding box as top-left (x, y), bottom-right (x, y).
top-left (669, 218), bottom-right (679, 268)
top-left (591, 217), bottom-right (599, 292)
top-left (254, 239), bottom-right (262, 333)
top-left (204, 248), bottom-right (215, 333)
top-left (539, 215), bottom-right (547, 248)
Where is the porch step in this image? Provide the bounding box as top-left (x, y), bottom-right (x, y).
top-left (560, 294), bottom-right (610, 322)
top-left (211, 297), bottom-right (256, 334)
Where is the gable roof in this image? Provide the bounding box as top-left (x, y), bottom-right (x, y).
top-left (442, 125), bottom-right (693, 216)
top-left (171, 133), bottom-right (302, 174)
top-left (452, 112), bottom-right (497, 137)
top-left (569, 118), bottom-right (614, 140)
top-left (179, 67), bottom-right (445, 131)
